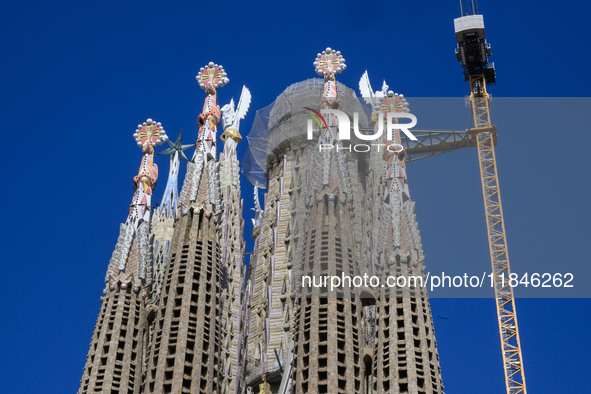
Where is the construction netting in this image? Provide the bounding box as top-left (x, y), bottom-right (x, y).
top-left (241, 78), bottom-right (371, 188)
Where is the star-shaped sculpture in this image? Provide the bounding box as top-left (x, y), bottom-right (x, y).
top-left (157, 129), bottom-right (193, 161)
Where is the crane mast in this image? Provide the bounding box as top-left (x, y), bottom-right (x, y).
top-left (454, 4), bottom-right (527, 394)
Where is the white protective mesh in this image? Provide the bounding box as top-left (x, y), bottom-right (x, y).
top-left (241, 78), bottom-right (371, 188)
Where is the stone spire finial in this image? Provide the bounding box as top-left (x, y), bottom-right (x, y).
top-left (196, 62), bottom-right (229, 93)
top-left (184, 62), bottom-right (228, 206)
top-left (109, 119), bottom-right (164, 279)
top-left (221, 85), bottom-right (251, 144)
top-left (309, 47), bottom-right (354, 199)
top-left (193, 62), bottom-right (228, 160)
top-left (313, 47), bottom-right (346, 81)
top-left (133, 118), bottom-right (168, 154)
top-left (127, 119), bottom-right (166, 225)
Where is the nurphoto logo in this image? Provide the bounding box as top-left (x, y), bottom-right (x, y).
top-left (305, 107), bottom-right (418, 153)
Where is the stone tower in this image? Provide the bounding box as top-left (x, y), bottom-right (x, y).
top-left (359, 72), bottom-right (445, 393)
top-left (78, 119), bottom-right (167, 393)
top-left (143, 63), bottom-right (249, 394)
top-left (241, 49), bottom-right (444, 393)
top-left (78, 63), bottom-right (250, 394)
top-left (218, 86), bottom-right (251, 393)
top-left (78, 52), bottom-right (444, 394)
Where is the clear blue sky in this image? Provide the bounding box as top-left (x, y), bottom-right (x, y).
top-left (1, 1), bottom-right (589, 393)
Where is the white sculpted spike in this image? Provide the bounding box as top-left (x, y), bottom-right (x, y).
top-left (220, 85), bottom-right (251, 191)
top-left (233, 86), bottom-right (251, 128)
top-left (359, 70), bottom-right (387, 111)
top-left (221, 86), bottom-right (251, 132)
top-left (251, 185), bottom-right (264, 229)
top-left (221, 98), bottom-right (235, 126)
top-left (359, 70), bottom-right (377, 108)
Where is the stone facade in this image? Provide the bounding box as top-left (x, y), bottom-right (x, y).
top-left (243, 77), bottom-right (444, 393)
top-left (78, 61), bottom-right (444, 394)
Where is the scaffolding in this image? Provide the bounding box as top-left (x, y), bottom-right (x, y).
top-left (241, 78), bottom-right (370, 188)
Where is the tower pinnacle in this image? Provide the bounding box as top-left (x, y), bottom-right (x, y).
top-left (310, 47), bottom-right (354, 199)
top-left (110, 119), bottom-right (165, 277)
top-left (221, 85), bottom-right (251, 149)
top-left (127, 119), bottom-right (167, 227)
top-left (194, 62), bottom-right (228, 159)
top-left (313, 47), bottom-right (347, 81)
top-left (182, 62), bottom-right (228, 206)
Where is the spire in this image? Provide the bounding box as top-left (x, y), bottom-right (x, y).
top-left (194, 62), bottom-right (229, 159)
top-left (313, 47), bottom-right (347, 119)
top-left (359, 71), bottom-right (412, 256)
top-left (183, 62), bottom-right (229, 206)
top-left (309, 47), bottom-right (353, 200)
top-left (108, 119), bottom-right (166, 279)
top-left (382, 92), bottom-right (412, 255)
top-left (127, 118), bottom-right (167, 227)
top-left (251, 185), bottom-right (264, 239)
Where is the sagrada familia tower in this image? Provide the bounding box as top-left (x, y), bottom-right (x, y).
top-left (78, 49), bottom-right (444, 393)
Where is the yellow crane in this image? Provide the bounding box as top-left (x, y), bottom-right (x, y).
top-left (454, 2), bottom-right (527, 393)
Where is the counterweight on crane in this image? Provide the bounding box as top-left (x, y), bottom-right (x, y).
top-left (454, 4), bottom-right (527, 394)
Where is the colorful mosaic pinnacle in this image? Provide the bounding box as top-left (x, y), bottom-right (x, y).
top-left (196, 61), bottom-right (229, 92)
top-left (133, 118), bottom-right (168, 154)
top-left (380, 91), bottom-right (410, 116)
top-left (313, 47), bottom-right (347, 80)
top-left (182, 62), bottom-right (229, 205)
top-left (127, 119), bottom-right (165, 226)
top-left (311, 47), bottom-right (355, 197)
top-left (193, 62), bottom-right (228, 160)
